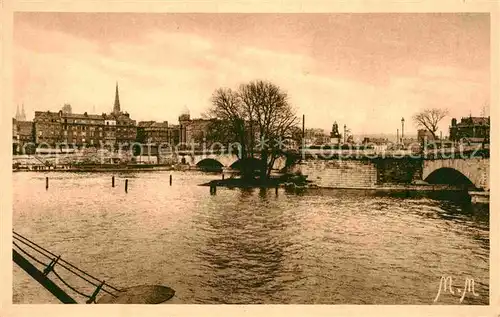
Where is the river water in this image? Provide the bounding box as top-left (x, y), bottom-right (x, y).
top-left (12, 171), bottom-right (489, 304)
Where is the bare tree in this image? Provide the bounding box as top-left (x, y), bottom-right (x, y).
top-left (412, 108), bottom-right (449, 139)
top-left (239, 80), bottom-right (299, 179)
top-left (206, 80), bottom-right (299, 181)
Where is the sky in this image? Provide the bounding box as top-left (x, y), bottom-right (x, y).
top-left (13, 13), bottom-right (490, 136)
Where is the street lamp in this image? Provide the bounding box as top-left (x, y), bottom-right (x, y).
top-left (401, 117), bottom-right (405, 144)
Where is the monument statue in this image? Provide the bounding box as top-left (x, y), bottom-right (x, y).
top-left (331, 121), bottom-right (340, 138)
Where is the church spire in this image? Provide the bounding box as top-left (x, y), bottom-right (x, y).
top-left (21, 104), bottom-right (26, 121)
top-left (113, 82), bottom-right (121, 114)
top-left (15, 104), bottom-right (20, 120)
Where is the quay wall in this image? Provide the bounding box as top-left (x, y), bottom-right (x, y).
top-left (291, 159), bottom-right (378, 188)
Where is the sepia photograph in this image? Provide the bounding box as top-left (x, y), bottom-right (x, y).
top-left (7, 10), bottom-right (493, 307)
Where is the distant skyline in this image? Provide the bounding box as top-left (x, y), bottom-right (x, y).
top-left (14, 13), bottom-right (490, 135)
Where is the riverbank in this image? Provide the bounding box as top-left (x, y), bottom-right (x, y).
top-left (200, 176), bottom-right (478, 193)
top-left (12, 164), bottom-right (192, 173)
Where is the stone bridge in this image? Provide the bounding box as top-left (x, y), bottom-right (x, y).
top-left (164, 151), bottom-right (287, 170)
top-left (164, 149), bottom-right (489, 191)
top-left (290, 152), bottom-right (490, 191)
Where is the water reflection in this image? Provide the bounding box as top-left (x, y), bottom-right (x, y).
top-left (12, 172), bottom-right (489, 304)
top-left (196, 188), bottom-right (291, 303)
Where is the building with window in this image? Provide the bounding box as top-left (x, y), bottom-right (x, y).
top-left (417, 129), bottom-right (435, 143)
top-left (178, 112), bottom-right (214, 145)
top-left (305, 128), bottom-right (329, 146)
top-left (104, 83), bottom-right (137, 147)
top-left (12, 118), bottom-right (35, 155)
top-left (60, 112), bottom-right (105, 147)
top-left (32, 82), bottom-right (136, 149)
top-left (449, 116), bottom-right (490, 144)
top-left (33, 111), bottom-right (63, 146)
top-left (137, 121), bottom-right (171, 144)
top-left (12, 118), bottom-right (18, 154)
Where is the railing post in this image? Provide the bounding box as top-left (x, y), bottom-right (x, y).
top-left (12, 249), bottom-right (77, 304)
top-left (43, 255), bottom-right (61, 276)
top-left (86, 280), bottom-right (106, 304)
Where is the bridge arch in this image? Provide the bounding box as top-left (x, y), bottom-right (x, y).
top-left (196, 158), bottom-right (224, 172)
top-left (230, 157), bottom-right (263, 171)
top-left (424, 167), bottom-right (475, 188)
top-left (422, 158), bottom-right (489, 191)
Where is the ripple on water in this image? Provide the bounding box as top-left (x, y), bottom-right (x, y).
top-left (12, 172), bottom-right (489, 304)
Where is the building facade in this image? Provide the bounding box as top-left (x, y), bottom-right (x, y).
top-left (449, 116), bottom-right (490, 143)
top-left (178, 113), bottom-right (213, 145)
top-left (105, 83), bottom-right (137, 147)
top-left (60, 112), bottom-right (105, 146)
top-left (417, 129), bottom-right (435, 143)
top-left (31, 83), bottom-right (136, 149)
top-left (12, 118), bottom-right (18, 154)
top-left (137, 121), bottom-right (174, 144)
top-left (305, 128), bottom-right (329, 146)
top-left (17, 121), bottom-right (34, 152)
top-left (33, 111), bottom-right (63, 146)
top-left (105, 112), bottom-right (136, 147)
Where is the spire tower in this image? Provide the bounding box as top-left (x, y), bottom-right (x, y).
top-left (15, 104), bottom-right (20, 120)
top-left (113, 82), bottom-right (121, 114)
top-left (21, 104), bottom-right (26, 121)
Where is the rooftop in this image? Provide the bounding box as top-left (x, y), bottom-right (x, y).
top-left (456, 116), bottom-right (490, 126)
top-left (138, 121), bottom-right (169, 128)
top-left (62, 112), bottom-right (104, 120)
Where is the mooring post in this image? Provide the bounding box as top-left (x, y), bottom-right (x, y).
top-left (170, 174), bottom-right (172, 186)
top-left (125, 179), bottom-right (128, 193)
top-left (46, 177), bottom-right (49, 190)
top-left (275, 185), bottom-right (279, 195)
top-left (112, 176), bottom-right (115, 187)
top-left (222, 174), bottom-right (225, 180)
